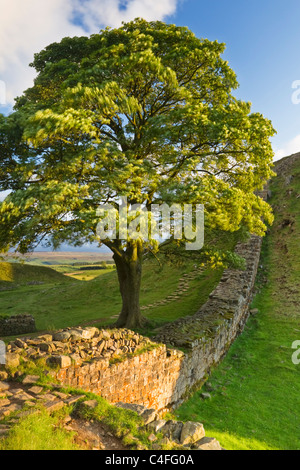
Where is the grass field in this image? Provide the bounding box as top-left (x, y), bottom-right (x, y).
top-left (0, 252), bottom-right (223, 335)
top-left (175, 154), bottom-right (300, 450)
top-left (63, 268), bottom-right (115, 281)
top-left (50, 263), bottom-right (116, 281)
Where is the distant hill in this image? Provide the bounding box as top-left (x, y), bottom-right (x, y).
top-left (3, 251), bottom-right (113, 266)
top-left (0, 261), bottom-right (73, 289)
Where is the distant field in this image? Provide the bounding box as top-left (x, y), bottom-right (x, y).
top-left (63, 267), bottom-right (115, 281)
top-left (2, 251), bottom-right (113, 266)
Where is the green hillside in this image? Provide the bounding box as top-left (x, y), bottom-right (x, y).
top-left (0, 221), bottom-right (245, 335)
top-left (0, 255), bottom-right (223, 334)
top-left (0, 261), bottom-right (74, 289)
top-left (176, 153), bottom-right (300, 450)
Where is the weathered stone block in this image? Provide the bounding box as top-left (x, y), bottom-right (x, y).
top-left (147, 419), bottom-right (167, 433)
top-left (180, 421), bottom-right (205, 445)
top-left (161, 420), bottom-right (183, 442)
top-left (83, 399), bottom-right (99, 409)
top-left (22, 375), bottom-right (40, 384)
top-left (48, 355), bottom-right (72, 369)
top-left (5, 353), bottom-right (20, 369)
top-left (194, 436), bottom-right (222, 450)
top-left (53, 331), bottom-right (71, 342)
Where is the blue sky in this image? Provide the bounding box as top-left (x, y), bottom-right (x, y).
top-left (173, 0), bottom-right (300, 159)
top-left (1, 0), bottom-right (300, 158)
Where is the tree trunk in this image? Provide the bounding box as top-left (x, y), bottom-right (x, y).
top-left (113, 250), bottom-right (143, 329)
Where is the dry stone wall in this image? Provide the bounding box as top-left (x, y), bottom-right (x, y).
top-left (0, 314), bottom-right (36, 337)
top-left (152, 234), bottom-right (262, 408)
top-left (2, 232), bottom-right (263, 413)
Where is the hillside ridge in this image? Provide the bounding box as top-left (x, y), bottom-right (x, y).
top-left (0, 261), bottom-right (73, 288)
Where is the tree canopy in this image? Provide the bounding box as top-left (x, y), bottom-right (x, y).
top-left (0, 18), bottom-right (275, 327)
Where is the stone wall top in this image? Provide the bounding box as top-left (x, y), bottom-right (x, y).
top-left (4, 326), bottom-right (159, 370)
top-left (153, 235), bottom-right (262, 349)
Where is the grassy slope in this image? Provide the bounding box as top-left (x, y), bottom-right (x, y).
top-left (0, 409), bottom-right (80, 450)
top-left (0, 254), bottom-right (222, 334)
top-left (176, 154), bottom-right (300, 450)
top-left (0, 261), bottom-right (73, 288)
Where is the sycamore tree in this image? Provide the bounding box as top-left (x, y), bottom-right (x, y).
top-left (0, 19), bottom-right (275, 328)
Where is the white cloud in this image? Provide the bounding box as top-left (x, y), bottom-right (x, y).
top-left (0, 0), bottom-right (179, 108)
top-left (0, 0), bottom-right (83, 105)
top-left (72, 0), bottom-right (178, 31)
top-left (274, 134), bottom-right (300, 161)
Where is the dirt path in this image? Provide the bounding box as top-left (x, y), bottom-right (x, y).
top-left (65, 417), bottom-right (128, 450)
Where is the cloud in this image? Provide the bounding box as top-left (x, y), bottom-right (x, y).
top-left (0, 0), bottom-right (180, 108)
top-left (0, 0), bottom-right (82, 105)
top-left (72, 0), bottom-right (178, 31)
top-left (274, 134), bottom-right (300, 161)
